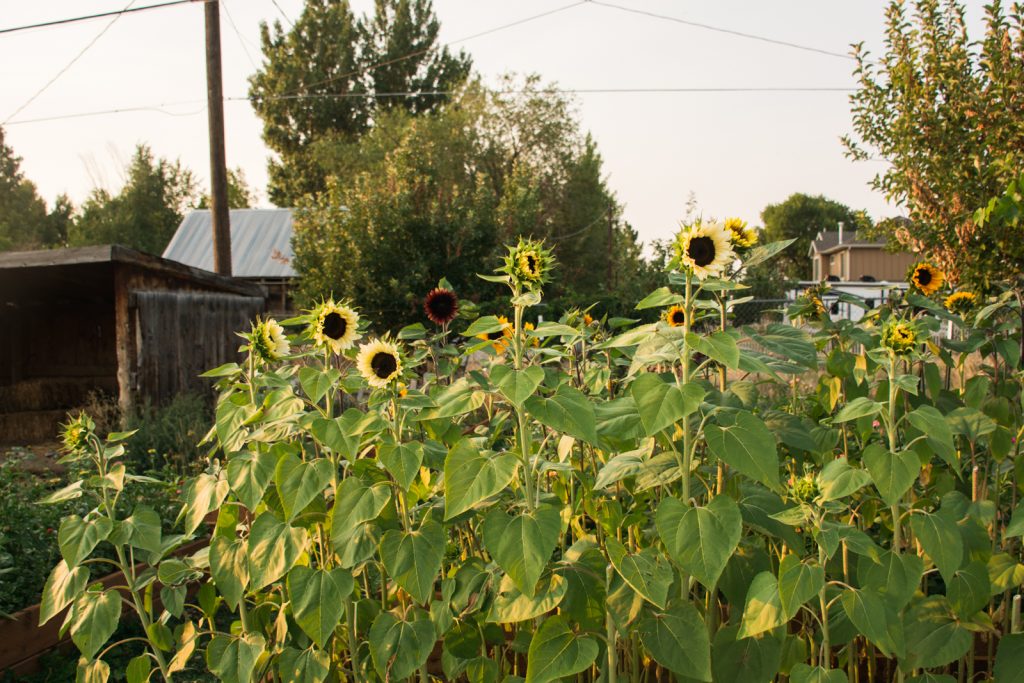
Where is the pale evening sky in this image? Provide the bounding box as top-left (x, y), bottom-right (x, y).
top-left (0, 1), bottom-right (992, 247)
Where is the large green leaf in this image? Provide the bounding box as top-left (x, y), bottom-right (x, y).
top-left (525, 614), bottom-right (599, 683)
top-left (379, 519), bottom-right (445, 604)
top-left (863, 444), bottom-right (919, 507)
top-left (816, 457), bottom-right (871, 501)
top-left (210, 536), bottom-right (249, 610)
top-left (206, 633), bottom-right (266, 683)
top-left (910, 511), bottom-right (964, 583)
top-left (58, 516), bottom-right (112, 569)
top-left (69, 589), bottom-right (120, 660)
top-left (638, 601), bottom-right (711, 681)
top-left (635, 286), bottom-right (684, 310)
top-left (747, 324), bottom-right (818, 370)
top-left (329, 478), bottom-right (391, 551)
top-left (415, 378), bottom-right (485, 420)
top-left (379, 441), bottom-right (424, 491)
top-left (833, 396), bottom-right (883, 423)
top-left (711, 625), bottom-right (783, 683)
top-left (777, 553), bottom-right (824, 620)
top-left (483, 503), bottom-right (565, 597)
top-left (686, 330), bottom-right (740, 369)
top-left (184, 472), bottom-right (230, 535)
top-left (275, 454), bottom-right (332, 521)
top-left (226, 450), bottom-right (278, 511)
top-left (287, 566), bottom-right (354, 648)
top-left (487, 573), bottom-right (567, 623)
top-left (298, 366), bottom-right (340, 405)
top-left (247, 512), bottom-right (307, 590)
top-left (443, 439), bottom-right (518, 520)
top-left (947, 560), bottom-right (990, 618)
top-left (525, 386), bottom-right (599, 445)
top-left (278, 647), bottom-right (330, 683)
top-left (994, 633), bottom-right (1024, 683)
top-left (902, 596), bottom-right (972, 671)
top-left (738, 571), bottom-right (786, 638)
top-left (858, 551), bottom-right (923, 609)
top-left (840, 588), bottom-right (904, 658)
top-left (705, 411), bottom-right (780, 490)
top-left (988, 553), bottom-right (1024, 594)
top-left (606, 538), bottom-right (672, 609)
top-left (491, 364), bottom-right (545, 407)
top-left (629, 374), bottom-right (704, 437)
top-left (656, 495), bottom-right (741, 591)
top-left (368, 608), bottom-right (435, 680)
top-left (39, 560), bottom-right (88, 626)
top-left (790, 664), bottom-right (847, 683)
top-left (905, 405), bottom-right (957, 468)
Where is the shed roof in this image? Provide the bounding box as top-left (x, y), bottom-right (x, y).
top-left (163, 208), bottom-right (296, 278)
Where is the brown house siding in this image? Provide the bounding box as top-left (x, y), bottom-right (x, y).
top-left (848, 249), bottom-right (916, 281)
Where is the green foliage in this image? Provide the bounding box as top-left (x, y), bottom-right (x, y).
top-left (760, 192), bottom-right (863, 279)
top-left (249, 0), bottom-right (472, 204)
top-left (0, 126), bottom-right (68, 251)
top-left (70, 144), bottom-right (198, 255)
top-left (844, 0), bottom-right (1024, 288)
top-left (197, 168), bottom-right (258, 210)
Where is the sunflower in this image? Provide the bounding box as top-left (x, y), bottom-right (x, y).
top-left (908, 262), bottom-right (945, 296)
top-left (356, 339), bottom-right (403, 388)
top-left (583, 313), bottom-right (595, 326)
top-left (476, 315), bottom-right (513, 354)
top-left (518, 250), bottom-right (542, 281)
top-left (60, 412), bottom-right (94, 453)
top-left (724, 217), bottom-right (758, 249)
top-left (523, 321), bottom-right (539, 347)
top-left (310, 300), bottom-right (360, 354)
top-left (673, 220), bottom-right (736, 280)
top-left (503, 238), bottom-right (555, 290)
top-left (881, 320), bottom-right (918, 355)
top-left (424, 287), bottom-right (458, 326)
top-left (251, 317), bottom-right (290, 362)
top-left (664, 305), bottom-right (687, 327)
top-left (944, 291), bottom-right (976, 316)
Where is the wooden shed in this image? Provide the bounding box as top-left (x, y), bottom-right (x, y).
top-left (0, 245), bottom-right (266, 444)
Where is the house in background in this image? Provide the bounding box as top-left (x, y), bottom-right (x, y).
top-left (809, 225), bottom-right (917, 282)
top-left (163, 208), bottom-right (297, 314)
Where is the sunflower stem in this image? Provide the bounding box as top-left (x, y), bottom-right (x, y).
top-left (513, 302), bottom-right (536, 510)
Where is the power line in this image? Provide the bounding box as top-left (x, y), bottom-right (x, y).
top-left (221, 0), bottom-right (259, 72)
top-left (3, 0), bottom-right (139, 124)
top-left (274, 1), bottom-right (586, 98)
top-left (3, 86), bottom-right (853, 126)
top-left (268, 0), bottom-right (294, 29)
top-left (0, 0), bottom-right (208, 36)
top-left (587, 0), bottom-right (855, 61)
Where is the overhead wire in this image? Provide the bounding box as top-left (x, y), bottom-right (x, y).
top-left (221, 0), bottom-right (260, 72)
top-left (268, 0), bottom-right (295, 29)
top-left (587, 0), bottom-right (855, 61)
top-left (0, 0), bottom-right (207, 36)
top-left (3, 0), bottom-right (139, 124)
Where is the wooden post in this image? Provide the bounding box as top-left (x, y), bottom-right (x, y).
top-left (205, 0), bottom-right (232, 276)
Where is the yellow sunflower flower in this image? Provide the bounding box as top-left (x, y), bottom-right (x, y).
top-left (310, 300), bottom-right (360, 354)
top-left (251, 317), bottom-right (290, 362)
top-left (523, 321), bottom-right (540, 347)
top-left (881, 320), bottom-right (918, 355)
top-left (356, 339), bottom-right (403, 388)
top-left (724, 217), bottom-right (758, 249)
top-left (476, 315), bottom-right (512, 354)
top-left (908, 262), bottom-right (945, 296)
top-left (664, 305), bottom-right (687, 327)
top-left (944, 291), bottom-right (976, 316)
top-left (673, 220), bottom-right (736, 280)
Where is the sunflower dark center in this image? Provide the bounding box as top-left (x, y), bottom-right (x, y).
top-left (670, 310), bottom-right (685, 324)
top-left (427, 292), bottom-right (456, 320)
top-left (526, 254), bottom-right (538, 274)
top-left (487, 329), bottom-right (504, 340)
top-left (323, 312), bottom-right (347, 340)
top-left (687, 236), bottom-right (716, 267)
top-left (916, 268), bottom-right (932, 286)
top-left (370, 352), bottom-right (398, 379)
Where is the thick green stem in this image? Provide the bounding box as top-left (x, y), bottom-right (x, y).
top-left (817, 541), bottom-right (831, 669)
top-left (681, 273), bottom-right (694, 504)
top-left (513, 303), bottom-right (537, 510)
top-left (887, 353), bottom-right (902, 553)
top-left (605, 565), bottom-right (618, 683)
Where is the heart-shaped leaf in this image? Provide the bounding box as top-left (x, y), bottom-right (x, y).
top-left (288, 566), bottom-right (354, 648)
top-left (656, 495), bottom-right (741, 590)
top-left (525, 614), bottom-right (599, 683)
top-left (379, 519), bottom-right (445, 604)
top-left (483, 503), bottom-right (565, 597)
top-left (444, 439), bottom-right (518, 520)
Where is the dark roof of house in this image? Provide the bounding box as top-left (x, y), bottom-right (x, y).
top-left (810, 229), bottom-right (887, 255)
top-left (163, 208), bottom-right (296, 278)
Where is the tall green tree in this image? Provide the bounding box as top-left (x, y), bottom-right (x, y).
top-left (198, 168), bottom-right (258, 209)
top-left (760, 193), bottom-right (862, 280)
top-left (0, 126), bottom-right (49, 251)
top-left (71, 145), bottom-right (197, 255)
top-left (249, 0), bottom-right (471, 205)
top-left (844, 0), bottom-right (1024, 287)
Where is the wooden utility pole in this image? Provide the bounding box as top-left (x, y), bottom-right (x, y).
top-left (205, 0), bottom-right (232, 275)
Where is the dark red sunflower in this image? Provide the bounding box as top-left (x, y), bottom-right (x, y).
top-left (424, 287), bottom-right (458, 326)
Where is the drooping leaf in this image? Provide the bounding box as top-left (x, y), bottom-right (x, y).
top-left (638, 601), bottom-right (711, 681)
top-left (247, 512), bottom-right (307, 590)
top-left (833, 396), bottom-right (883, 423)
top-left (483, 503), bottom-right (565, 597)
top-left (777, 553), bottom-right (824, 620)
top-left (525, 614), bottom-right (599, 683)
top-left (379, 519), bottom-right (446, 604)
top-left (379, 441), bottom-right (424, 491)
top-left (656, 495), bottom-right (742, 590)
top-left (863, 444), bottom-right (919, 507)
top-left (686, 330), bottom-right (740, 369)
top-left (58, 516), bottom-right (112, 569)
top-left (840, 588), bottom-right (905, 658)
top-left (910, 511), bottom-right (964, 584)
top-left (705, 411), bottom-right (780, 490)
top-left (738, 571), bottom-right (787, 638)
top-left (487, 573), bottom-right (568, 624)
top-left (606, 538), bottom-right (673, 609)
top-left (525, 386), bottom-right (599, 445)
top-left (287, 566), bottom-right (354, 648)
top-left (329, 478), bottom-right (391, 552)
top-left (226, 450), bottom-right (278, 510)
top-left (491, 364), bottom-right (545, 407)
top-left (816, 457), bottom-right (871, 501)
top-left (368, 608), bottom-right (435, 680)
top-left (443, 439), bottom-right (518, 520)
top-left (69, 589), bottom-right (121, 660)
top-left (184, 472), bottom-right (230, 536)
top-left (629, 374), bottom-right (704, 437)
top-left (275, 454), bottom-right (333, 521)
top-left (210, 536), bottom-right (249, 610)
top-left (39, 560), bottom-right (88, 626)
top-left (905, 405), bottom-right (957, 468)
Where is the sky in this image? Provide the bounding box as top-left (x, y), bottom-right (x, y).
top-left (0, 0), bottom-right (994, 246)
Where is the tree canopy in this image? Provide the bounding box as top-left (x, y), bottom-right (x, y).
top-left (0, 126), bottom-right (60, 251)
top-left (249, 0), bottom-right (471, 205)
top-left (293, 78), bottom-right (650, 330)
top-left (759, 193), bottom-right (863, 280)
top-left (844, 0), bottom-right (1024, 288)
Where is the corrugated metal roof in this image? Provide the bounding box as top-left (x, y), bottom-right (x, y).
top-left (162, 208), bottom-right (297, 278)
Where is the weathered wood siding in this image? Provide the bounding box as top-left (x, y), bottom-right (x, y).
top-left (131, 290), bottom-right (263, 405)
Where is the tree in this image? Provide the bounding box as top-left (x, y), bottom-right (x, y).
top-left (198, 168), bottom-right (258, 209)
top-left (760, 193), bottom-right (862, 280)
top-left (844, 0), bottom-right (1024, 287)
top-left (249, 0), bottom-right (471, 205)
top-left (0, 126), bottom-right (49, 251)
top-left (71, 145), bottom-right (198, 255)
top-left (293, 78), bottom-right (646, 330)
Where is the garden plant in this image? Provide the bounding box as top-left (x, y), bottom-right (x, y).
top-left (40, 218), bottom-right (1024, 682)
